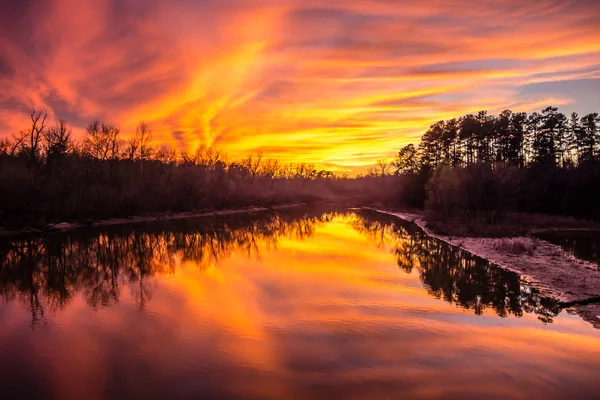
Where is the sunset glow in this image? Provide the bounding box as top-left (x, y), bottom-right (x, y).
top-left (1, 0), bottom-right (599, 172)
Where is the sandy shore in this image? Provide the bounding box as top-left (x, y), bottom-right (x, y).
top-left (367, 208), bottom-right (600, 329)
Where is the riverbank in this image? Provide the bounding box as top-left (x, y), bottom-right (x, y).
top-left (0, 202), bottom-right (315, 238)
top-left (367, 208), bottom-right (600, 329)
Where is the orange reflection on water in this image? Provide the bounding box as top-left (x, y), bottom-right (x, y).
top-left (0, 209), bottom-right (599, 399)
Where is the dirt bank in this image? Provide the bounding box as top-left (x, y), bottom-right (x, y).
top-left (367, 208), bottom-right (600, 329)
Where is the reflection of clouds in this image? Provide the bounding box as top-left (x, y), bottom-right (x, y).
top-left (1, 208), bottom-right (600, 398)
top-left (1, 1), bottom-right (599, 171)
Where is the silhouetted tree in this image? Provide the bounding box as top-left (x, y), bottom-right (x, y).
top-left (241, 152), bottom-right (263, 181)
top-left (388, 105), bottom-right (600, 219)
top-left (13, 109), bottom-right (49, 167)
top-left (125, 121), bottom-right (153, 160)
top-left (393, 144), bottom-right (420, 174)
top-left (459, 114), bottom-right (479, 165)
top-left (83, 121), bottom-right (121, 160)
top-left (579, 113), bottom-right (599, 163)
top-left (376, 159), bottom-right (392, 176)
top-left (44, 119), bottom-right (72, 163)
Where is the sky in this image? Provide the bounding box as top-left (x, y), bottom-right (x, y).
top-left (1, 0), bottom-right (599, 173)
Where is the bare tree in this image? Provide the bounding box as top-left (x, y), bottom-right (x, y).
top-left (83, 121), bottom-right (121, 160)
top-left (241, 152), bottom-right (263, 181)
top-left (44, 119), bottom-right (72, 161)
top-left (154, 146), bottom-right (177, 164)
top-left (1, 137), bottom-right (22, 156)
top-left (366, 167), bottom-right (379, 177)
top-left (293, 162), bottom-right (316, 179)
top-left (13, 109), bottom-right (49, 166)
top-left (186, 144), bottom-right (224, 167)
top-left (376, 159), bottom-right (392, 176)
top-left (260, 159), bottom-right (281, 178)
top-left (203, 146), bottom-right (224, 167)
top-left (0, 138), bottom-right (10, 155)
top-left (125, 121), bottom-right (154, 160)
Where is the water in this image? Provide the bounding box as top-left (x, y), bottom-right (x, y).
top-left (1, 205), bottom-right (599, 399)
top-left (536, 230), bottom-right (600, 269)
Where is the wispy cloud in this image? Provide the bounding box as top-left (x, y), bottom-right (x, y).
top-left (1, 0), bottom-right (599, 171)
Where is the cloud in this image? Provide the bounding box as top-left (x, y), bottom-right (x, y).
top-left (0, 0), bottom-right (599, 171)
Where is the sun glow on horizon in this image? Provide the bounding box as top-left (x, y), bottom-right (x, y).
top-left (0, 0), bottom-right (599, 172)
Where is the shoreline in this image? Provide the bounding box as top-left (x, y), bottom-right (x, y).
top-left (366, 208), bottom-right (600, 329)
top-left (0, 202), bottom-right (314, 238)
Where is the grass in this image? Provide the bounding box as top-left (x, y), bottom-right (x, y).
top-left (494, 238), bottom-right (537, 256)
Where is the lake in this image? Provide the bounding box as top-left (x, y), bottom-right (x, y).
top-left (1, 205), bottom-right (599, 399)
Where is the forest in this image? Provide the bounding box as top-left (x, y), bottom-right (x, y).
top-left (0, 106), bottom-right (599, 230)
top-left (391, 106), bottom-right (600, 223)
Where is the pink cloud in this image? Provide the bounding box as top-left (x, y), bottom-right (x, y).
top-left (0, 0), bottom-right (599, 170)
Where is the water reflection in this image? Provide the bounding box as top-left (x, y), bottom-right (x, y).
top-left (536, 230), bottom-right (600, 269)
top-left (1, 206), bottom-right (562, 328)
top-left (1, 206), bottom-right (600, 399)
top-left (351, 210), bottom-right (560, 323)
top-left (0, 207), bottom-right (337, 326)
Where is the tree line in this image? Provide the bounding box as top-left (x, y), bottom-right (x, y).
top-left (1, 105), bottom-right (599, 229)
top-left (0, 110), bottom-right (338, 229)
top-left (391, 106), bottom-right (600, 222)
top-left (394, 107), bottom-right (599, 171)
top-left (0, 110), bottom-right (335, 178)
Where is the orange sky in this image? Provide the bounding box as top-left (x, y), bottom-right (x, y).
top-left (1, 0), bottom-right (599, 172)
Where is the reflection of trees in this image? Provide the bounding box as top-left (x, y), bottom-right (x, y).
top-left (536, 231), bottom-right (600, 270)
top-left (0, 208), bottom-right (336, 325)
top-left (351, 210), bottom-right (560, 323)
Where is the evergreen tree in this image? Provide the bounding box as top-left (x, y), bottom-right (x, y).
top-left (579, 113), bottom-right (599, 163)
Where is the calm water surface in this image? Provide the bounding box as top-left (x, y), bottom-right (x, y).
top-left (1, 206), bottom-right (599, 399)
top-left (537, 230), bottom-right (600, 269)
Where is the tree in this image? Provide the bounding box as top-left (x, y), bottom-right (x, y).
top-left (0, 138), bottom-right (10, 155)
top-left (393, 144), bottom-right (420, 174)
top-left (578, 113), bottom-right (599, 163)
top-left (129, 121), bottom-right (154, 160)
top-left (376, 159), bottom-right (392, 176)
top-left (570, 112), bottom-right (584, 162)
top-left (458, 114), bottom-right (479, 165)
top-left (475, 110), bottom-right (495, 164)
top-left (525, 112), bottom-right (542, 165)
top-left (83, 121), bottom-right (121, 160)
top-left (510, 112), bottom-right (527, 167)
top-left (44, 119), bottom-right (72, 162)
top-left (154, 146), bottom-right (177, 164)
top-left (182, 145), bottom-right (225, 167)
top-left (260, 159), bottom-right (281, 178)
top-left (495, 110), bottom-right (512, 163)
top-left (527, 106), bottom-right (568, 167)
top-left (445, 119), bottom-right (461, 167)
top-left (13, 109), bottom-right (49, 167)
top-left (241, 152), bottom-right (263, 181)
top-left (420, 122), bottom-right (443, 167)
top-left (125, 122), bottom-right (154, 160)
